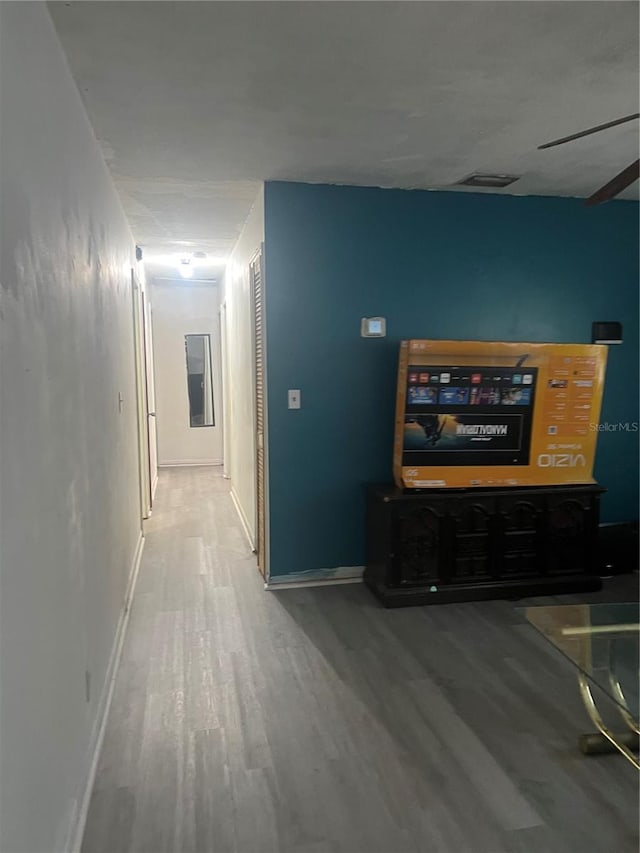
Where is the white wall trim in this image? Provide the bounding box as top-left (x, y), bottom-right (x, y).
top-left (265, 566), bottom-right (364, 590)
top-left (151, 472), bottom-right (159, 500)
top-left (66, 532), bottom-right (145, 853)
top-left (158, 459), bottom-right (223, 468)
top-left (230, 486), bottom-right (256, 552)
top-left (260, 239), bottom-right (272, 584)
top-left (220, 301), bottom-right (231, 481)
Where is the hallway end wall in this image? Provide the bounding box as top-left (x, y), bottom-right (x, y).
top-left (0, 5), bottom-right (142, 852)
top-left (222, 187), bottom-right (265, 548)
top-left (151, 282), bottom-right (223, 466)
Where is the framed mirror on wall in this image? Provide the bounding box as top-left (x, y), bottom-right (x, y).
top-left (185, 334), bottom-right (215, 427)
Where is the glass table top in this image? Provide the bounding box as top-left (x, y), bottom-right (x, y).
top-left (525, 602), bottom-right (639, 719)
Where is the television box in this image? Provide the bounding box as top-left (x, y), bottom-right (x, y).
top-left (394, 340), bottom-right (607, 489)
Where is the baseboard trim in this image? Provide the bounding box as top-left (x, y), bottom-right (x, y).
top-left (158, 460), bottom-right (223, 468)
top-left (230, 487), bottom-right (256, 551)
top-left (67, 531), bottom-right (145, 853)
top-left (265, 566), bottom-right (364, 590)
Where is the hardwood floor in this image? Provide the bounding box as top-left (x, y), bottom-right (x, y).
top-left (82, 466), bottom-right (639, 853)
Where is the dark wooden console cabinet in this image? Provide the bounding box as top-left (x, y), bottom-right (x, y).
top-left (365, 484), bottom-right (604, 607)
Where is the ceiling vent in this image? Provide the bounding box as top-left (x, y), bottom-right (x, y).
top-left (457, 173), bottom-right (520, 188)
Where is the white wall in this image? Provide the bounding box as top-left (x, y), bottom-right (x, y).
top-left (0, 5), bottom-right (142, 852)
top-left (151, 282), bottom-right (223, 466)
top-left (222, 187), bottom-right (265, 545)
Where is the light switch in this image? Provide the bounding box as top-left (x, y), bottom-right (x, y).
top-left (288, 389), bottom-right (301, 410)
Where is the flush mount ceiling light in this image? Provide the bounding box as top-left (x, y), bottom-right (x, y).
top-left (456, 173), bottom-right (521, 188)
top-left (178, 259), bottom-right (194, 279)
top-left (143, 251), bottom-right (227, 267)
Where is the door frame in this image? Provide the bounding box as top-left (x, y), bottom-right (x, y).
top-left (220, 300), bottom-right (231, 480)
top-left (131, 267), bottom-right (152, 520)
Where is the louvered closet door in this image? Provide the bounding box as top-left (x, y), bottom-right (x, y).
top-left (251, 248), bottom-right (266, 576)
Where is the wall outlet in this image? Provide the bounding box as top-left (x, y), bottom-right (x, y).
top-left (288, 389), bottom-right (301, 410)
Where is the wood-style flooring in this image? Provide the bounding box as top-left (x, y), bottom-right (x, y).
top-left (82, 466), bottom-right (639, 853)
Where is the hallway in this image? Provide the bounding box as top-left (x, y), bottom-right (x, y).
top-left (82, 468), bottom-right (638, 853)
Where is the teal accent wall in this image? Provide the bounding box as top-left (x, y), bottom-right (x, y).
top-left (264, 182), bottom-right (639, 577)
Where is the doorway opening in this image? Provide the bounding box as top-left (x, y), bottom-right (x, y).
top-left (138, 240), bottom-right (267, 581)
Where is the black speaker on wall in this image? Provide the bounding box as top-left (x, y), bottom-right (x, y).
top-left (592, 321), bottom-right (623, 344)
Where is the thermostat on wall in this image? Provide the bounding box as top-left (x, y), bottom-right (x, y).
top-left (361, 317), bottom-right (386, 337)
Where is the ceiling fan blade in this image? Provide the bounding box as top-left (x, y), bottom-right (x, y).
top-left (584, 159), bottom-right (640, 206)
top-left (538, 113), bottom-right (639, 149)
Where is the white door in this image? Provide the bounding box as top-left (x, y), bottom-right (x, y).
top-left (220, 301), bottom-right (231, 479)
top-left (143, 292), bottom-right (158, 498)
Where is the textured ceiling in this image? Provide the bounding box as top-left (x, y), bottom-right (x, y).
top-left (50, 1), bottom-right (639, 260)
